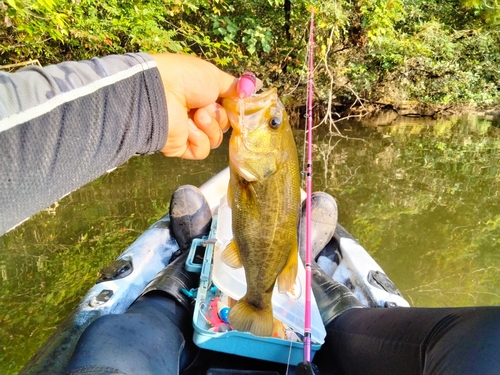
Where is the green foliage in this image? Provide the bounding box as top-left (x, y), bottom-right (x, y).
top-left (0, 0), bottom-right (499, 107)
top-left (0, 0), bottom-right (180, 63)
top-left (315, 0), bottom-right (500, 105)
top-left (359, 0), bottom-right (406, 43)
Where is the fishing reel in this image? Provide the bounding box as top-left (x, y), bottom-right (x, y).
top-left (297, 361), bottom-right (320, 375)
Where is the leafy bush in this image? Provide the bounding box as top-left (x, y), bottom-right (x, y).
top-left (1, 0), bottom-right (499, 107)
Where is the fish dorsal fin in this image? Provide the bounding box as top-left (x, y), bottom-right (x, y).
top-left (277, 246), bottom-right (298, 293)
top-left (221, 239), bottom-right (243, 268)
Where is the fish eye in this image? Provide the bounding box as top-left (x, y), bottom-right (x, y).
top-left (269, 117), bottom-right (281, 129)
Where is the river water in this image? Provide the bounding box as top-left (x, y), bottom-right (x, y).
top-left (1, 115), bottom-right (499, 373)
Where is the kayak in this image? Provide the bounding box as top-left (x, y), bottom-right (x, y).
top-left (21, 167), bottom-right (409, 374)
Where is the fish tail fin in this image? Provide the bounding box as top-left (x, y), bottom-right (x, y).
top-left (228, 298), bottom-right (274, 337)
top-left (277, 247), bottom-right (298, 293)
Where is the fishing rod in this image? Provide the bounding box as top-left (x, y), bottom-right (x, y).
top-left (297, 9), bottom-right (319, 375)
top-left (303, 6), bottom-right (315, 366)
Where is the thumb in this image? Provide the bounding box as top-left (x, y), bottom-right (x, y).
top-left (216, 69), bottom-right (263, 99)
top-left (217, 69), bottom-right (239, 99)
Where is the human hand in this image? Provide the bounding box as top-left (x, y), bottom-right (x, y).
top-left (151, 53), bottom-right (238, 160)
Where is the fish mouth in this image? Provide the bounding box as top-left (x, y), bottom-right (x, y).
top-left (225, 87), bottom-right (282, 182)
top-left (240, 87), bottom-right (278, 108)
top-left (223, 88), bottom-right (279, 131)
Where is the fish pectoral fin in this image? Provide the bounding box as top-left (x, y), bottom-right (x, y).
top-left (277, 249), bottom-right (298, 293)
top-left (221, 239), bottom-right (243, 268)
top-left (227, 184), bottom-right (233, 209)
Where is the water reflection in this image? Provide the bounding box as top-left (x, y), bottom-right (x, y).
top-left (1, 115), bottom-right (499, 373)
top-left (307, 115), bottom-right (500, 309)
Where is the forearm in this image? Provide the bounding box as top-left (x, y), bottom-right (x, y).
top-left (0, 53), bottom-right (168, 235)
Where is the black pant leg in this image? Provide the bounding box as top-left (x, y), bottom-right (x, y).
top-left (422, 307), bottom-right (500, 375)
top-left (65, 294), bottom-right (195, 375)
top-left (314, 306), bottom-right (500, 375)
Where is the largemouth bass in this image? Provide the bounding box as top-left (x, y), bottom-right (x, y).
top-left (221, 88), bottom-right (301, 337)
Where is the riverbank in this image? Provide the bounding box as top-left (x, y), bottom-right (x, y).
top-left (347, 101), bottom-right (500, 127)
top-left (288, 99), bottom-right (500, 128)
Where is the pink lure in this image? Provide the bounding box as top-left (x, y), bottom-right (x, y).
top-left (237, 72), bottom-right (257, 99)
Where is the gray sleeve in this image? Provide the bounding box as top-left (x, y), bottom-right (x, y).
top-left (0, 53), bottom-right (168, 235)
